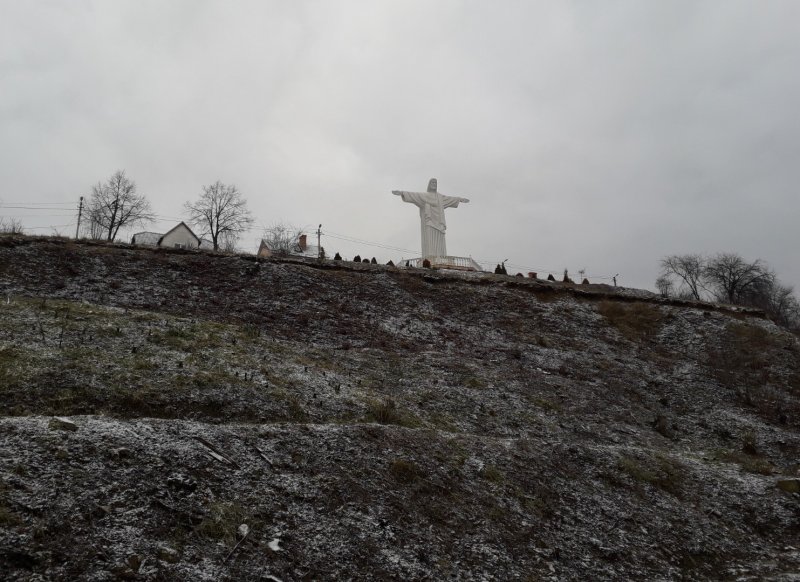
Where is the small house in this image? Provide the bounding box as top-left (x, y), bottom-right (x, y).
top-left (131, 222), bottom-right (213, 250)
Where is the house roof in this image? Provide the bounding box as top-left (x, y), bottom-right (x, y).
top-left (157, 222), bottom-right (201, 246)
top-left (131, 232), bottom-right (162, 246)
top-left (259, 236), bottom-right (320, 258)
top-left (296, 244), bottom-right (320, 258)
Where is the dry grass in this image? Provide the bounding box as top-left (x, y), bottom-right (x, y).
top-left (481, 465), bottom-right (504, 483)
top-left (714, 450), bottom-right (775, 475)
top-left (389, 459), bottom-right (419, 484)
top-left (195, 502), bottom-right (249, 546)
top-left (366, 399), bottom-right (418, 427)
top-left (597, 301), bottom-right (663, 340)
top-left (706, 322), bottom-right (799, 426)
top-left (0, 504), bottom-right (22, 526)
top-left (618, 453), bottom-right (685, 496)
top-left (708, 322), bottom-right (800, 426)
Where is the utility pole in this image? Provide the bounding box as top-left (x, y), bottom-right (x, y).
top-left (317, 224), bottom-right (322, 259)
top-left (75, 196), bottom-right (84, 239)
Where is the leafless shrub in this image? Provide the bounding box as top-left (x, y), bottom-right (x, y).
top-left (655, 274), bottom-right (674, 298)
top-left (367, 398), bottom-right (404, 425)
top-left (0, 218), bottom-right (24, 234)
top-left (742, 430), bottom-right (759, 455)
top-left (259, 222), bottom-right (302, 256)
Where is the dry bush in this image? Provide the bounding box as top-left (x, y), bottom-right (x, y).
top-left (597, 300), bottom-right (663, 340)
top-left (742, 430), bottom-right (759, 455)
top-left (368, 398), bottom-right (402, 424)
top-left (366, 398), bottom-right (419, 427)
top-left (0, 218), bottom-right (24, 234)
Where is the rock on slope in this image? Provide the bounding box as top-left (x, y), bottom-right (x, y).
top-left (0, 236), bottom-right (798, 581)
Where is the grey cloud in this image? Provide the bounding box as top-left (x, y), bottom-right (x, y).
top-left (1, 0), bottom-right (798, 289)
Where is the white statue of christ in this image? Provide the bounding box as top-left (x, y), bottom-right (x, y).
top-left (392, 178), bottom-right (469, 259)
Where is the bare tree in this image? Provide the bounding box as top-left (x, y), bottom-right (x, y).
top-left (185, 181), bottom-right (254, 251)
top-left (704, 253), bottom-right (774, 305)
top-left (261, 223), bottom-right (302, 255)
top-left (752, 283), bottom-right (800, 329)
top-left (659, 251), bottom-right (799, 331)
top-left (87, 170), bottom-right (154, 241)
top-left (659, 254), bottom-right (706, 300)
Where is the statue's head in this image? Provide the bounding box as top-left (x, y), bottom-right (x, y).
top-left (427, 178), bottom-right (438, 193)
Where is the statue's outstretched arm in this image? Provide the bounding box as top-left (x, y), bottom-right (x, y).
top-left (393, 190), bottom-right (426, 207)
top-left (441, 195), bottom-right (470, 208)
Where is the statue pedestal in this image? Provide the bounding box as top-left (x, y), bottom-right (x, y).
top-left (400, 256), bottom-right (484, 272)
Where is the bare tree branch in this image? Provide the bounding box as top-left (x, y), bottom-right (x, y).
top-left (704, 253), bottom-right (774, 305)
top-left (659, 251), bottom-right (799, 331)
top-left (659, 254), bottom-right (706, 300)
top-left (261, 223), bottom-right (303, 256)
top-left (184, 181), bottom-right (254, 251)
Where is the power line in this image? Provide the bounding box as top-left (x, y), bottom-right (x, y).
top-left (0, 213), bottom-right (77, 217)
top-left (23, 223), bottom-right (75, 230)
top-left (320, 229), bottom-right (619, 281)
top-left (0, 201), bottom-right (75, 206)
top-left (0, 206), bottom-right (78, 211)
top-left (322, 230), bottom-right (420, 256)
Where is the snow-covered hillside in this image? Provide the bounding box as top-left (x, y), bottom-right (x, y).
top-left (0, 236), bottom-right (798, 580)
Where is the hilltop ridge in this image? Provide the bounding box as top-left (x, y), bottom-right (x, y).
top-left (0, 236), bottom-right (798, 580)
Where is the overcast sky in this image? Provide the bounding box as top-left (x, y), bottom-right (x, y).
top-left (1, 0), bottom-right (798, 290)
